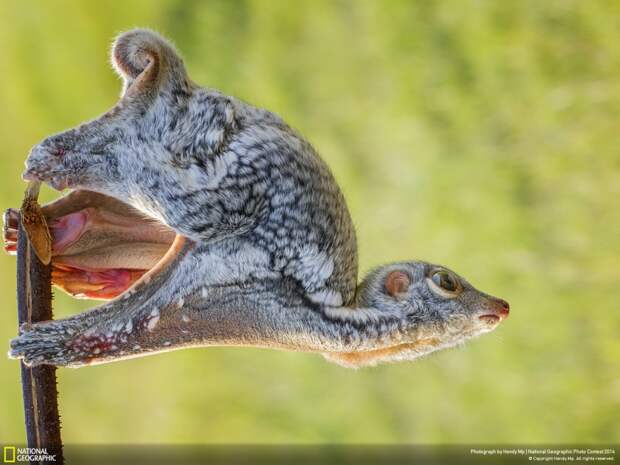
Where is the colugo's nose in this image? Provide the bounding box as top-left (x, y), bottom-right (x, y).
top-left (494, 298), bottom-right (510, 319)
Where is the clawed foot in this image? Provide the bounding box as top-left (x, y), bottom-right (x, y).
top-left (10, 320), bottom-right (83, 367)
top-left (9, 312), bottom-right (144, 368)
top-left (3, 208), bottom-right (19, 254)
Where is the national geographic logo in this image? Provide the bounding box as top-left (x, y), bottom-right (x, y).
top-left (2, 447), bottom-right (15, 463)
top-left (2, 446), bottom-right (56, 463)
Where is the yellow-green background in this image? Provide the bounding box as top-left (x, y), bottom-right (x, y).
top-left (0, 0), bottom-right (618, 444)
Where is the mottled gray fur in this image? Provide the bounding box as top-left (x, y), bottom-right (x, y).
top-left (10, 29), bottom-right (508, 368)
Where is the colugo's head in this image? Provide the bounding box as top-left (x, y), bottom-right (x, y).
top-left (326, 261), bottom-right (509, 368)
top-left (358, 261), bottom-right (509, 330)
top-left (22, 29), bottom-right (235, 193)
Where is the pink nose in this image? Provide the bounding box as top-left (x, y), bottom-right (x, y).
top-left (495, 298), bottom-right (510, 319)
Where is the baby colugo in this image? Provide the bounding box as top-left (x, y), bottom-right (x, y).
top-left (6, 29), bottom-right (509, 368)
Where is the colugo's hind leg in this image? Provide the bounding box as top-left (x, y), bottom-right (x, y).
top-left (10, 236), bottom-right (195, 367)
top-left (4, 190), bottom-right (175, 299)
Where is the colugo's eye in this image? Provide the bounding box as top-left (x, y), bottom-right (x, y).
top-left (427, 269), bottom-right (462, 298)
top-left (432, 271), bottom-right (458, 292)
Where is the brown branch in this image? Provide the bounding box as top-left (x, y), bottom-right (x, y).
top-left (17, 181), bottom-right (64, 464)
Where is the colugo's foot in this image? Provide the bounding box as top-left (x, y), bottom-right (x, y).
top-left (4, 191), bottom-right (175, 300)
top-left (11, 313), bottom-right (158, 368)
top-left (11, 315), bottom-right (151, 368)
top-left (10, 296), bottom-right (179, 367)
top-left (10, 320), bottom-right (85, 367)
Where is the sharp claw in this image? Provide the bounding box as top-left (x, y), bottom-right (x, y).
top-left (3, 208), bottom-right (19, 229)
top-left (4, 244), bottom-right (17, 255)
top-left (3, 209), bottom-right (19, 253)
top-left (5, 228), bottom-right (17, 241)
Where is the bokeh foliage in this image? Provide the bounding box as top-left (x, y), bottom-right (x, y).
top-left (0, 0), bottom-right (618, 444)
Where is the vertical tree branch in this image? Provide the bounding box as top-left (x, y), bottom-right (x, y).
top-left (17, 181), bottom-right (64, 464)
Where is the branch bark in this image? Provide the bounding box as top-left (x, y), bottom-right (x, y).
top-left (16, 181), bottom-right (64, 464)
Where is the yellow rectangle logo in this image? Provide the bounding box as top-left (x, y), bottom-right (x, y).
top-left (3, 446), bottom-right (16, 463)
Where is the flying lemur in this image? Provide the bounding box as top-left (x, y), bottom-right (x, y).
top-left (6, 29), bottom-right (509, 369)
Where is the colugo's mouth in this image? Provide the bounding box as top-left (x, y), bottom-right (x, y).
top-left (478, 300), bottom-right (510, 326)
top-left (479, 314), bottom-right (501, 325)
top-left (4, 188), bottom-right (177, 300)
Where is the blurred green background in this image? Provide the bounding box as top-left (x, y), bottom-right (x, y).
top-left (0, 0), bottom-right (618, 445)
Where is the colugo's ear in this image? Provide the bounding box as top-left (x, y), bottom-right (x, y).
top-left (111, 28), bottom-right (188, 98)
top-left (385, 271), bottom-right (411, 298)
